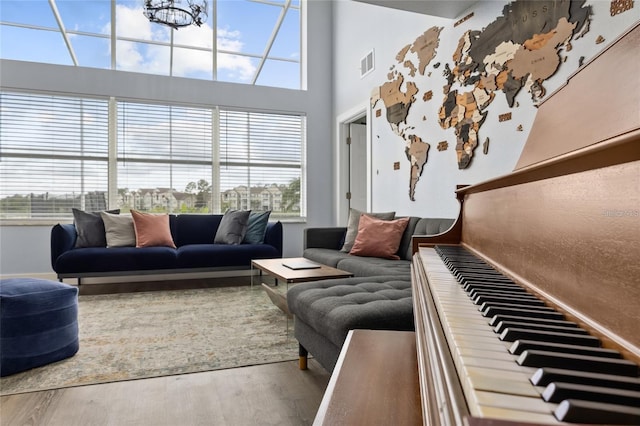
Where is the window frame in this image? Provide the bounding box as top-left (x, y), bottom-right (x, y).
top-left (0, 90), bottom-right (307, 224)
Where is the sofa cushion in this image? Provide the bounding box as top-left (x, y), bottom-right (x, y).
top-left (287, 276), bottom-right (413, 349)
top-left (303, 248), bottom-right (351, 268)
top-left (72, 208), bottom-right (120, 248)
top-left (396, 216), bottom-right (420, 260)
top-left (176, 244), bottom-right (280, 269)
top-left (174, 214), bottom-right (222, 246)
top-left (340, 208), bottom-right (395, 253)
top-left (101, 212), bottom-right (136, 247)
top-left (243, 211), bottom-right (271, 244)
top-left (54, 247), bottom-right (178, 274)
top-left (337, 256), bottom-right (412, 278)
top-left (350, 215), bottom-right (409, 260)
top-left (214, 210), bottom-right (251, 245)
top-left (131, 210), bottom-right (176, 248)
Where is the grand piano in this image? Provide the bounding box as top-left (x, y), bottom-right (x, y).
top-left (410, 21), bottom-right (640, 425)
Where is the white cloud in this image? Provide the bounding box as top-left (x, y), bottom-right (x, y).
top-left (103, 4), bottom-right (256, 81)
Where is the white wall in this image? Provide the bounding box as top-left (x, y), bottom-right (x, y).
top-left (0, 0), bottom-right (334, 277)
top-left (333, 0), bottom-right (639, 219)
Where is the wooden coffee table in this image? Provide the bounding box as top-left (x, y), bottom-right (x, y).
top-left (251, 257), bottom-right (353, 316)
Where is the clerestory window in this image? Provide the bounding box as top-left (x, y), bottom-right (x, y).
top-left (0, 0), bottom-right (302, 89)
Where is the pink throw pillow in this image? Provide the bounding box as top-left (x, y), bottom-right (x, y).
top-left (349, 214), bottom-right (409, 260)
top-left (131, 210), bottom-right (176, 248)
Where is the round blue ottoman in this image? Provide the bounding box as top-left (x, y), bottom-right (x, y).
top-left (1, 278), bottom-right (79, 377)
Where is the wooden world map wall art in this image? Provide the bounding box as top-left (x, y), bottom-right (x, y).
top-left (370, 0), bottom-right (635, 201)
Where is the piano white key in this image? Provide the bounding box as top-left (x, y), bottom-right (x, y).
top-left (457, 346), bottom-right (519, 362)
top-left (464, 367), bottom-right (542, 397)
top-left (461, 355), bottom-right (537, 373)
top-left (474, 390), bottom-right (555, 414)
top-left (474, 405), bottom-right (559, 423)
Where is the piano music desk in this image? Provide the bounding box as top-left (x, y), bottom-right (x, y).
top-left (313, 329), bottom-right (422, 426)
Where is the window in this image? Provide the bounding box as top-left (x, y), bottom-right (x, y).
top-left (0, 91), bottom-right (306, 220)
top-left (219, 110), bottom-right (303, 217)
top-left (0, 0), bottom-right (302, 89)
top-left (0, 93), bottom-right (109, 219)
top-left (117, 102), bottom-right (213, 214)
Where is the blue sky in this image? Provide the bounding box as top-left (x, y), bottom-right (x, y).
top-left (0, 0), bottom-right (301, 88)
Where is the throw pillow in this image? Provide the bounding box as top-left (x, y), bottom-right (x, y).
top-left (340, 208), bottom-right (395, 253)
top-left (131, 210), bottom-right (176, 248)
top-left (349, 215), bottom-right (410, 260)
top-left (73, 208), bottom-right (120, 248)
top-left (101, 212), bottom-right (136, 247)
top-left (214, 210), bottom-right (251, 245)
top-left (242, 211), bottom-right (271, 244)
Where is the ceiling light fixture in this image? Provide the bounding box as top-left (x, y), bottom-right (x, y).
top-left (143, 0), bottom-right (208, 30)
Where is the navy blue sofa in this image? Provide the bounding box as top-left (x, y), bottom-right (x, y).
top-left (51, 214), bottom-right (282, 283)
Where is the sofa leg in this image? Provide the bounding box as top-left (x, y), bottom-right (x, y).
top-left (299, 344), bottom-right (308, 370)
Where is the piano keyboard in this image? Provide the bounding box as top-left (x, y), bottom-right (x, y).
top-left (419, 245), bottom-right (640, 425)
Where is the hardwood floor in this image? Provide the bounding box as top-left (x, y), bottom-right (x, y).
top-left (1, 359), bottom-right (330, 426)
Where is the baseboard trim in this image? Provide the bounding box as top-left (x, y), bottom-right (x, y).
top-left (0, 269), bottom-right (257, 284)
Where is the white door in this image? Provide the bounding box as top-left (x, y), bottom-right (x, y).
top-left (349, 123), bottom-right (367, 212)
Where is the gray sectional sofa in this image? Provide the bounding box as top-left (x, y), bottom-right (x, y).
top-left (287, 217), bottom-right (454, 372)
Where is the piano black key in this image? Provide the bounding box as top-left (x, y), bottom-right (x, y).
top-left (464, 282), bottom-right (524, 293)
top-left (501, 328), bottom-right (600, 346)
top-left (495, 321), bottom-right (589, 335)
top-left (517, 350), bottom-right (639, 376)
top-left (510, 340), bottom-right (622, 358)
top-left (453, 269), bottom-right (494, 276)
top-left (451, 265), bottom-right (499, 273)
top-left (483, 306), bottom-right (565, 320)
top-left (542, 382), bottom-right (640, 406)
top-left (531, 368), bottom-right (640, 390)
top-left (462, 276), bottom-right (516, 286)
top-left (468, 287), bottom-right (530, 298)
top-left (554, 399), bottom-right (640, 424)
top-left (488, 314), bottom-right (578, 328)
top-left (481, 302), bottom-right (555, 313)
top-left (474, 295), bottom-right (546, 307)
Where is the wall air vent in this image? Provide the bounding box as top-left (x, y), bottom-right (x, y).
top-left (360, 49), bottom-right (374, 78)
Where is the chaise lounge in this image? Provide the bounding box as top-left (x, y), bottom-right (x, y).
top-left (287, 215), bottom-right (454, 371)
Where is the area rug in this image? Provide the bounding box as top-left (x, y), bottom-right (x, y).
top-left (0, 285), bottom-right (297, 396)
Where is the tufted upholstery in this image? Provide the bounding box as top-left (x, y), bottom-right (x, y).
top-left (335, 257), bottom-right (412, 278)
top-left (288, 276), bottom-right (413, 371)
top-left (291, 216), bottom-right (455, 372)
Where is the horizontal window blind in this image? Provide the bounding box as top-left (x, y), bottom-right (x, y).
top-left (220, 110), bottom-right (303, 216)
top-left (117, 101), bottom-right (213, 214)
top-left (0, 92), bottom-right (109, 219)
top-left (0, 92), bottom-right (306, 220)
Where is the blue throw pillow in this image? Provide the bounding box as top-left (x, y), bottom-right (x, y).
top-left (243, 211), bottom-right (271, 244)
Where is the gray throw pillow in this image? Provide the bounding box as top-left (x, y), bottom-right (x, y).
top-left (73, 208), bottom-right (120, 248)
top-left (340, 208), bottom-right (395, 253)
top-left (101, 212), bottom-right (136, 247)
top-left (214, 210), bottom-right (251, 245)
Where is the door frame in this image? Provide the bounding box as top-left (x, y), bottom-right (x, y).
top-left (336, 103), bottom-right (371, 226)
